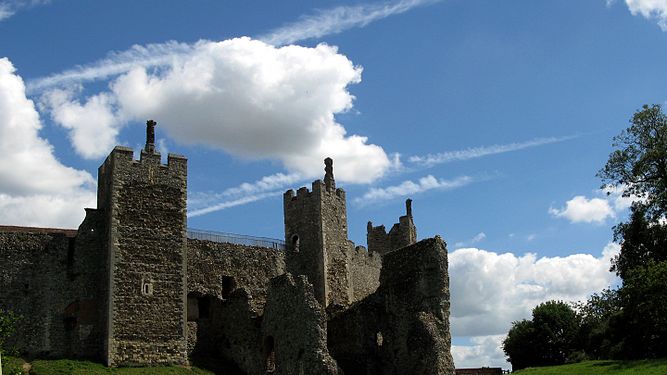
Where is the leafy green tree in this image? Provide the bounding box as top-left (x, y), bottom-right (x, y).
top-left (598, 104), bottom-right (667, 279)
top-left (503, 319), bottom-right (537, 371)
top-left (610, 205), bottom-right (667, 280)
top-left (576, 289), bottom-right (623, 359)
top-left (598, 104), bottom-right (667, 222)
top-left (503, 301), bottom-right (581, 371)
top-left (594, 104), bottom-right (667, 360)
top-left (616, 261), bottom-right (667, 358)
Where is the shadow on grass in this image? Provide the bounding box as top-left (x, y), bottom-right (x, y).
top-left (189, 354), bottom-right (245, 375)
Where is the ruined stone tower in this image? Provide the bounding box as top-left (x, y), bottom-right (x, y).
top-left (283, 158), bottom-right (354, 307)
top-left (97, 120), bottom-right (188, 366)
top-left (367, 199), bottom-right (417, 256)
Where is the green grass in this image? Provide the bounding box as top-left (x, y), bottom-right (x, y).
top-left (513, 359), bottom-right (667, 375)
top-left (0, 357), bottom-right (214, 375)
top-left (1, 355), bottom-right (27, 375)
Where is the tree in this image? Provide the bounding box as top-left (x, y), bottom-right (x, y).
top-left (598, 104), bottom-right (667, 222)
top-left (594, 104), bottom-right (667, 359)
top-left (503, 319), bottom-right (538, 371)
top-left (576, 289), bottom-right (623, 359)
top-left (598, 104), bottom-right (667, 278)
top-left (610, 205), bottom-right (667, 279)
top-left (615, 261), bottom-right (667, 358)
top-left (503, 301), bottom-right (581, 371)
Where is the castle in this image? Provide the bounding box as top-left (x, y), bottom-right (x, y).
top-left (0, 121), bottom-right (454, 374)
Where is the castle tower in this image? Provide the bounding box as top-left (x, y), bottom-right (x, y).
top-left (97, 120), bottom-right (188, 366)
top-left (283, 158), bottom-right (354, 308)
top-left (367, 199), bottom-right (417, 255)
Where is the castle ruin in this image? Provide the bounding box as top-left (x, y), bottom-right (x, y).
top-left (0, 121), bottom-right (454, 374)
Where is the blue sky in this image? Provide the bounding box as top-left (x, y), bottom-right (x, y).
top-left (1, 0), bottom-right (666, 369)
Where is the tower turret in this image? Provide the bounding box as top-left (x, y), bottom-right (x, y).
top-left (283, 158), bottom-right (353, 308)
top-left (98, 120), bottom-right (188, 366)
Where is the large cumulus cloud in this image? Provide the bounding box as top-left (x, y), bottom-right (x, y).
top-left (0, 58), bottom-right (95, 227)
top-left (449, 243), bottom-right (619, 368)
top-left (42, 37), bottom-right (391, 184)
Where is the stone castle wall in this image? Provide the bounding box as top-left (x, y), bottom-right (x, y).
top-left (348, 246), bottom-right (382, 303)
top-left (186, 239), bottom-right (285, 313)
top-left (0, 213), bottom-right (107, 360)
top-left (0, 130), bottom-right (453, 374)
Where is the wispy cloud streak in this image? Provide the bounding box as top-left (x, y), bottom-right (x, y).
top-left (259, 0), bottom-right (439, 46)
top-left (187, 172), bottom-right (303, 217)
top-left (27, 41), bottom-right (195, 93)
top-left (408, 136), bottom-right (575, 167)
top-left (354, 175), bottom-right (473, 205)
top-left (188, 191), bottom-right (283, 218)
top-left (0, 0), bottom-right (50, 22)
top-left (27, 0), bottom-right (439, 92)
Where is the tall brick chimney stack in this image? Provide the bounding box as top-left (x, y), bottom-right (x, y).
top-left (324, 157), bottom-right (335, 191)
top-left (145, 119), bottom-right (157, 153)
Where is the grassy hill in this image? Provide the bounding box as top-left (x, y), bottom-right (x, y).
top-left (513, 359), bottom-right (667, 375)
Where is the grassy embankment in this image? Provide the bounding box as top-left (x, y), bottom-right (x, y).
top-left (513, 359), bottom-right (667, 375)
top-left (1, 356), bottom-right (214, 375)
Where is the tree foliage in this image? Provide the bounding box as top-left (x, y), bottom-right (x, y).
top-left (503, 301), bottom-right (580, 371)
top-left (598, 104), bottom-right (667, 279)
top-left (576, 289), bottom-right (623, 359)
top-left (615, 261), bottom-right (667, 358)
top-left (610, 205), bottom-right (667, 279)
top-left (598, 104), bottom-right (667, 222)
top-left (590, 104), bottom-right (667, 360)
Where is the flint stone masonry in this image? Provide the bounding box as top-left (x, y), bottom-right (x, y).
top-left (367, 199), bottom-right (417, 256)
top-left (0, 122), bottom-right (454, 374)
top-left (186, 239), bottom-right (285, 313)
top-left (328, 237), bottom-right (455, 375)
top-left (261, 273), bottom-right (341, 375)
top-left (99, 146), bottom-right (188, 367)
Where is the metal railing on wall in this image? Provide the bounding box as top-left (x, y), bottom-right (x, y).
top-left (187, 228), bottom-right (285, 250)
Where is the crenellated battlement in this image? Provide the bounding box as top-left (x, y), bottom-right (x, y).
top-left (283, 180), bottom-right (346, 207)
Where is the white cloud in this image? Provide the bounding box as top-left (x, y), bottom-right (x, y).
top-left (454, 232), bottom-right (486, 248)
top-left (625, 0), bottom-right (667, 30)
top-left (408, 136), bottom-right (575, 167)
top-left (449, 243), bottom-right (620, 368)
top-left (0, 0), bottom-right (50, 21)
top-left (0, 58), bottom-right (95, 227)
top-left (41, 37), bottom-right (391, 183)
top-left (550, 186), bottom-right (643, 224)
top-left (259, 0), bottom-right (439, 46)
top-left (471, 232), bottom-right (486, 243)
top-left (549, 196), bottom-right (615, 223)
top-left (452, 335), bottom-right (508, 369)
top-left (41, 88), bottom-right (120, 159)
top-left (354, 175), bottom-right (473, 205)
